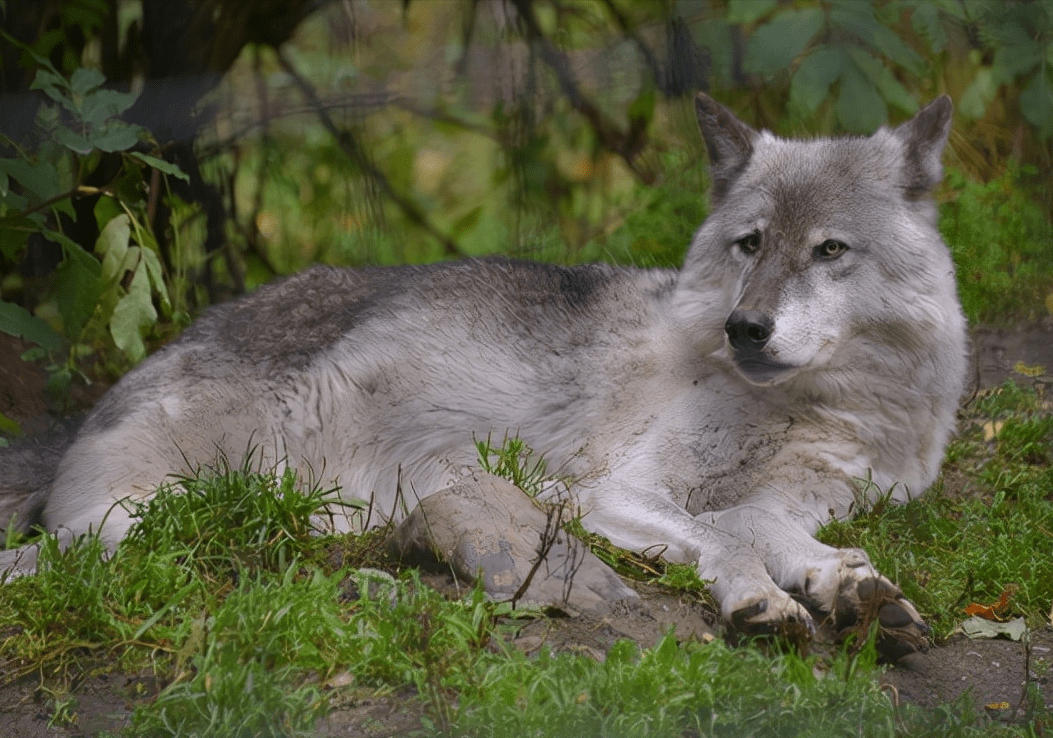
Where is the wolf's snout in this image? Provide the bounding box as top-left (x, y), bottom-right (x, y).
top-left (725, 310), bottom-right (773, 351)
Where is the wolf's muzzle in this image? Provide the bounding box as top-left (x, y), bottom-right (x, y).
top-left (725, 310), bottom-right (792, 383)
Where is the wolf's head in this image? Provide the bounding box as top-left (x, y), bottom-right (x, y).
top-left (674, 94), bottom-right (965, 399)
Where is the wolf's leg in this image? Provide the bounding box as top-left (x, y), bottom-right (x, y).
top-left (578, 490), bottom-right (817, 634)
top-left (702, 505), bottom-right (929, 650)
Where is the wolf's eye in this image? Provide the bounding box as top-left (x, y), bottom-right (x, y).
top-left (815, 239), bottom-right (849, 259)
top-left (734, 232), bottom-right (761, 255)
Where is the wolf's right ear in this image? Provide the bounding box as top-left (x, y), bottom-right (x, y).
top-left (695, 93), bottom-right (758, 202)
top-left (892, 95), bottom-right (953, 199)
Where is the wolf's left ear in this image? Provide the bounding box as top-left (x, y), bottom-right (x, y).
top-left (892, 95), bottom-right (953, 198)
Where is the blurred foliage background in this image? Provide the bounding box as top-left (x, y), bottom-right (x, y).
top-left (0, 0), bottom-right (1051, 395)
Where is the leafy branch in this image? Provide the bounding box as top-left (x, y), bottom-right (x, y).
top-left (0, 48), bottom-right (188, 398)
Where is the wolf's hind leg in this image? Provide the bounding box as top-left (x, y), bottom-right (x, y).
top-left (705, 505), bottom-right (929, 653)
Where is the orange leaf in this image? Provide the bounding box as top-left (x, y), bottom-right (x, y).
top-left (964, 584), bottom-right (1019, 621)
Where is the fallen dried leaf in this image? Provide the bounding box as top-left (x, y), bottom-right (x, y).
top-left (981, 420), bottom-right (1004, 442)
top-left (1013, 361), bottom-right (1046, 378)
top-left (964, 583), bottom-right (1018, 620)
top-left (960, 616), bottom-right (1027, 641)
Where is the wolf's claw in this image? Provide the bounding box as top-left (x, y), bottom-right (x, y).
top-left (729, 594), bottom-right (816, 644)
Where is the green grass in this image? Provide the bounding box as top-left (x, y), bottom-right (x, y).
top-left (121, 460), bottom-right (355, 581)
top-left (940, 165), bottom-right (1053, 324)
top-left (446, 632), bottom-right (1047, 738)
top-left (475, 434), bottom-right (550, 499)
top-left (0, 466), bottom-right (347, 683)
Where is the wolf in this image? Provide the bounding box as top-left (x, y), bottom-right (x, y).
top-left (0, 94), bottom-right (966, 648)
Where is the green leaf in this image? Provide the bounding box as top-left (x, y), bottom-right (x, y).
top-left (2, 33), bottom-right (60, 77)
top-left (836, 61), bottom-right (887, 133)
top-left (991, 38), bottom-right (1044, 86)
top-left (0, 158), bottom-right (61, 202)
top-left (744, 7), bottom-right (824, 76)
top-left (140, 245), bottom-right (171, 315)
top-left (53, 125), bottom-right (94, 155)
top-left (450, 205), bottom-right (483, 239)
top-left (29, 69), bottom-right (78, 116)
top-left (54, 250), bottom-right (103, 340)
top-left (81, 88), bottom-right (139, 129)
top-left (0, 411), bottom-right (22, 437)
top-left (127, 152), bottom-right (190, 182)
top-left (1020, 70), bottom-right (1053, 139)
top-left (869, 21), bottom-right (927, 75)
top-left (45, 229), bottom-right (102, 340)
top-left (86, 124), bottom-right (141, 153)
top-left (911, 1), bottom-right (947, 54)
top-left (829, 5), bottom-right (880, 41)
top-left (28, 67), bottom-right (70, 92)
top-left (727, 0), bottom-right (777, 24)
top-left (0, 219), bottom-right (31, 261)
top-left (0, 300), bottom-right (63, 352)
top-left (830, 3), bottom-right (925, 75)
top-left (93, 193), bottom-right (124, 232)
top-left (627, 83), bottom-right (656, 127)
top-left (69, 67), bottom-right (105, 95)
top-left (96, 213), bottom-right (132, 284)
top-left (846, 47), bottom-right (918, 115)
top-left (960, 67), bottom-right (997, 119)
top-left (790, 46), bottom-right (846, 114)
top-left (110, 263), bottom-right (157, 363)
top-left (695, 16), bottom-right (736, 86)
top-left (0, 189), bottom-right (29, 212)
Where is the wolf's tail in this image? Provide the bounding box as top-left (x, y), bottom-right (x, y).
top-left (0, 420), bottom-right (79, 542)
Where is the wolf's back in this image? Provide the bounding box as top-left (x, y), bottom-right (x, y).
top-left (0, 420), bottom-right (80, 540)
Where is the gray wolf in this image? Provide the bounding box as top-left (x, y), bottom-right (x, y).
top-left (0, 94), bottom-right (966, 648)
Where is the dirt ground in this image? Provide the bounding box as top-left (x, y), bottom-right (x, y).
top-left (1, 324), bottom-right (1052, 737)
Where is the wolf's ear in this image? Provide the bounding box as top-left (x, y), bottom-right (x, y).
top-left (695, 93), bottom-right (758, 202)
top-left (891, 95), bottom-right (953, 198)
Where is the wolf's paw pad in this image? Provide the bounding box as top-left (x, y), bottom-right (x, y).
top-left (837, 576), bottom-right (930, 658)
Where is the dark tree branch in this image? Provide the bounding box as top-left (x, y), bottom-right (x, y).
top-left (276, 48), bottom-right (465, 259)
top-left (509, 0), bottom-right (656, 184)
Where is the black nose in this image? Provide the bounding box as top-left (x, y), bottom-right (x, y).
top-left (725, 310), bottom-right (773, 351)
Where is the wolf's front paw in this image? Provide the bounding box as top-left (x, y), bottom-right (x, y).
top-left (835, 575), bottom-right (930, 659)
top-left (728, 593), bottom-right (815, 644)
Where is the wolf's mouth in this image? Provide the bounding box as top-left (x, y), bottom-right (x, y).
top-left (730, 353), bottom-right (796, 385)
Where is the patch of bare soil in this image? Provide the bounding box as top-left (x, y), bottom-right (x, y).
top-left (970, 322), bottom-right (1053, 391)
top-left (0, 336), bottom-right (107, 434)
top-left (882, 630), bottom-right (1053, 719)
top-left (1, 325), bottom-right (1052, 736)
